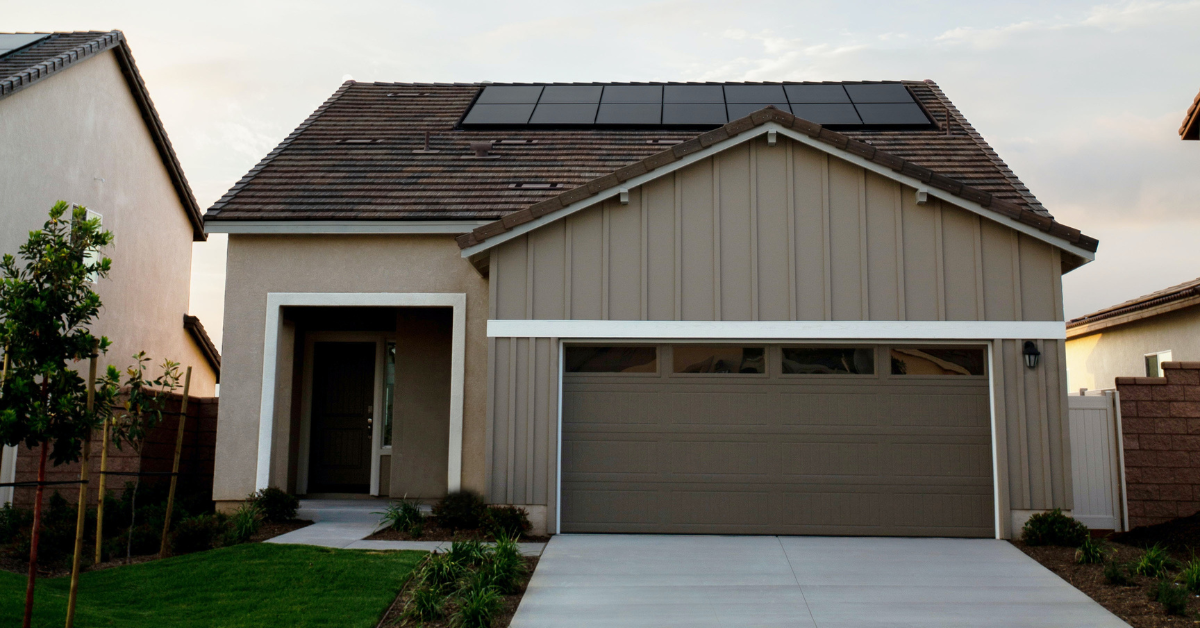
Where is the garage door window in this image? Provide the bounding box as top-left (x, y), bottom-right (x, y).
top-left (890, 347), bottom-right (986, 376)
top-left (782, 347), bottom-right (874, 375)
top-left (565, 346), bottom-right (658, 373)
top-left (673, 346), bottom-right (765, 374)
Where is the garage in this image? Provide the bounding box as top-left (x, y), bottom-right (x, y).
top-left (561, 344), bottom-right (995, 537)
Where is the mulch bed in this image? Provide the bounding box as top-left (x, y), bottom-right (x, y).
top-left (366, 518), bottom-right (550, 544)
top-left (376, 555), bottom-right (539, 628)
top-left (1014, 540), bottom-right (1200, 627)
top-left (1112, 513), bottom-right (1200, 559)
top-left (250, 518), bottom-right (312, 543)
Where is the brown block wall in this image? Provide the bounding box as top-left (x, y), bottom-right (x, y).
top-left (11, 393), bottom-right (218, 509)
top-left (1116, 362), bottom-right (1200, 528)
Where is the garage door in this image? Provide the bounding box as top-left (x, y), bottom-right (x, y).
top-left (561, 344), bottom-right (994, 537)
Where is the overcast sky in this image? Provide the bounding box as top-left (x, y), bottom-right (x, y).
top-left (8, 0), bottom-right (1200, 348)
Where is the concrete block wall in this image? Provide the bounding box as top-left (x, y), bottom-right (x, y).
top-left (1116, 362), bottom-right (1200, 528)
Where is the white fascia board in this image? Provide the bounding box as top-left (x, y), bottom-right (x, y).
top-left (206, 220), bottom-right (492, 235)
top-left (460, 121), bottom-right (1095, 263)
top-left (487, 319), bottom-right (1066, 340)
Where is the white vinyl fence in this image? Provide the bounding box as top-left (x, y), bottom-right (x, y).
top-left (1068, 391), bottom-right (1128, 531)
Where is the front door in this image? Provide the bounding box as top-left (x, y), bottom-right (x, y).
top-left (308, 341), bottom-right (376, 493)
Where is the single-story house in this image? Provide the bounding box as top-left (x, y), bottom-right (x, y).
top-left (1066, 277), bottom-right (1200, 391)
top-left (0, 31), bottom-right (220, 505)
top-left (205, 81), bottom-right (1098, 539)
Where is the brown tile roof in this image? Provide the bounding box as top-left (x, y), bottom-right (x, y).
top-left (206, 80), bottom-right (1067, 230)
top-left (1067, 276), bottom-right (1200, 337)
top-left (0, 31), bottom-right (205, 241)
top-left (1182, 87), bottom-right (1200, 140)
top-left (183, 314), bottom-right (221, 380)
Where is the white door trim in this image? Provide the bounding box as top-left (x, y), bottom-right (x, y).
top-left (258, 292), bottom-right (467, 493)
top-left (491, 319), bottom-right (1064, 341)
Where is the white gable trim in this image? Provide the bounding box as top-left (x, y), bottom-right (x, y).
top-left (206, 220), bottom-right (492, 235)
top-left (460, 122), bottom-right (1095, 262)
top-left (488, 319), bottom-right (1066, 341)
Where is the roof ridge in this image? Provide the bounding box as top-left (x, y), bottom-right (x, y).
top-left (455, 106), bottom-right (1096, 255)
top-left (1068, 275), bottom-right (1200, 327)
top-left (208, 81), bottom-right (356, 215)
top-left (920, 80), bottom-right (1050, 218)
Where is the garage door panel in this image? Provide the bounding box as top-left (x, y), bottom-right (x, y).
top-left (565, 438), bottom-right (660, 474)
top-left (888, 391), bottom-right (990, 428)
top-left (563, 488), bottom-right (662, 528)
top-left (666, 391), bottom-right (771, 426)
top-left (783, 492), bottom-right (881, 527)
top-left (667, 440), bottom-right (777, 476)
top-left (670, 490), bottom-right (774, 525)
top-left (779, 392), bottom-right (886, 426)
top-left (886, 443), bottom-right (993, 477)
top-left (782, 442), bottom-right (882, 476)
top-left (564, 390), bottom-right (663, 425)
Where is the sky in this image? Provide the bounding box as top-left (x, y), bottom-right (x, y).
top-left (7, 0), bottom-right (1200, 349)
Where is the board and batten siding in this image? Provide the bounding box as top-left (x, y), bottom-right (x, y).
top-left (484, 135), bottom-right (1071, 535)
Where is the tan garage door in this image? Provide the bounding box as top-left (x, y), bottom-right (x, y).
top-left (561, 344), bottom-right (995, 537)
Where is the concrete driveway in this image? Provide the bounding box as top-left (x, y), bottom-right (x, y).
top-left (510, 535), bottom-right (1128, 627)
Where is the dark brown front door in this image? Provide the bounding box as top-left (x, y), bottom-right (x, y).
top-left (308, 341), bottom-right (375, 493)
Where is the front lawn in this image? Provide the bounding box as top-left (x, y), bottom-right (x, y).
top-left (0, 543), bottom-right (423, 627)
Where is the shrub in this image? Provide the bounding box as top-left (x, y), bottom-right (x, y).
top-left (447, 540), bottom-right (489, 569)
top-left (485, 506), bottom-right (531, 539)
top-left (1075, 536), bottom-right (1106, 565)
top-left (434, 491), bottom-right (487, 531)
top-left (1182, 559), bottom-right (1200, 594)
top-left (1104, 558), bottom-right (1132, 586)
top-left (1154, 579), bottom-right (1189, 616)
top-left (419, 553), bottom-right (467, 593)
top-left (377, 500), bottom-right (424, 537)
top-left (249, 488), bottom-right (299, 523)
top-left (404, 582), bottom-right (446, 621)
top-left (1021, 509), bottom-right (1089, 547)
top-left (224, 503), bottom-right (263, 546)
top-left (451, 580), bottom-right (503, 628)
top-left (1134, 545), bottom-right (1176, 579)
top-left (0, 503), bottom-right (31, 545)
top-left (172, 513), bottom-right (227, 555)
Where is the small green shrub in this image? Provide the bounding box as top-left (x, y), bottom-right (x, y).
top-left (434, 490), bottom-right (487, 531)
top-left (249, 487), bottom-right (299, 523)
top-left (419, 553), bottom-right (467, 593)
top-left (447, 540), bottom-right (489, 569)
top-left (0, 503), bottom-right (32, 545)
top-left (1104, 558), bottom-right (1132, 586)
top-left (377, 500), bottom-right (424, 536)
top-left (451, 581), bottom-right (503, 628)
top-left (172, 513), bottom-right (228, 555)
top-left (224, 503), bottom-right (263, 545)
top-left (404, 582), bottom-right (446, 621)
top-left (1134, 545), bottom-right (1176, 579)
top-left (1075, 536), bottom-right (1106, 565)
top-left (485, 506), bottom-right (531, 539)
top-left (1022, 509), bottom-right (1089, 547)
top-left (1181, 559), bottom-right (1200, 594)
top-left (1154, 579), bottom-right (1190, 616)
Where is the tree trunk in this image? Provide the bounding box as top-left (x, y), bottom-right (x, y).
top-left (23, 442), bottom-right (48, 628)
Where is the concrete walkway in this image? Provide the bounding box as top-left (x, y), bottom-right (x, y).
top-left (265, 499), bottom-right (545, 556)
top-left (511, 535), bottom-right (1129, 628)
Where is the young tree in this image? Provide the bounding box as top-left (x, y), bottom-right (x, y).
top-left (0, 202), bottom-right (114, 628)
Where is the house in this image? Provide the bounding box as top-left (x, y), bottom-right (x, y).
top-left (205, 81), bottom-right (1097, 539)
top-left (1066, 278), bottom-right (1200, 391)
top-left (0, 32), bottom-right (220, 505)
top-left (1181, 87), bottom-right (1199, 140)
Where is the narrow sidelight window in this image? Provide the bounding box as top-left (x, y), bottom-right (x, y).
top-left (565, 346), bottom-right (658, 373)
top-left (673, 346), bottom-right (766, 374)
top-left (782, 347), bottom-right (874, 375)
top-left (890, 347), bottom-right (986, 376)
top-left (383, 341), bottom-right (395, 447)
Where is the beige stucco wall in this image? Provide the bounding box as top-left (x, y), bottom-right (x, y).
top-left (213, 234), bottom-right (489, 502)
top-left (0, 49), bottom-right (216, 395)
top-left (1066, 304), bottom-right (1200, 391)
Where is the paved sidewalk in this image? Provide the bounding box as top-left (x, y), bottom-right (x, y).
top-left (510, 535), bottom-right (1129, 628)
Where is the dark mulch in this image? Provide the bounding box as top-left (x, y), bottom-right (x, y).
top-left (366, 518), bottom-right (550, 544)
top-left (250, 519), bottom-right (312, 543)
top-left (1014, 540), bottom-right (1200, 627)
top-left (377, 555), bottom-right (538, 628)
top-left (1113, 513), bottom-right (1200, 560)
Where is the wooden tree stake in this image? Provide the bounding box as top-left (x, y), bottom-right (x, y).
top-left (159, 366), bottom-right (191, 557)
top-left (93, 413), bottom-right (111, 565)
top-left (65, 355), bottom-right (96, 627)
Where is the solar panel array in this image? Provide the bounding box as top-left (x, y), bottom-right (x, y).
top-left (462, 83), bottom-right (931, 129)
top-left (0, 34), bottom-right (49, 58)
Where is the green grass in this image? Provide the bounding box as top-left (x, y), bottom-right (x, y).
top-left (0, 543), bottom-right (423, 627)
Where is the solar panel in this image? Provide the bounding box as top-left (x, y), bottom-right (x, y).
top-left (843, 83), bottom-right (912, 103)
top-left (539, 85), bottom-right (603, 104)
top-left (529, 103), bottom-right (598, 125)
top-left (462, 103), bottom-right (536, 125)
top-left (476, 85), bottom-right (543, 104)
top-left (663, 85), bottom-right (724, 104)
top-left (724, 85), bottom-right (787, 103)
top-left (662, 103), bottom-right (727, 125)
top-left (601, 85), bottom-right (662, 104)
top-left (596, 103), bottom-right (662, 125)
top-left (785, 84), bottom-right (850, 104)
top-left (854, 103), bottom-right (930, 125)
top-left (726, 103), bottom-right (787, 120)
top-left (790, 104), bottom-right (863, 126)
top-left (0, 34), bottom-right (49, 56)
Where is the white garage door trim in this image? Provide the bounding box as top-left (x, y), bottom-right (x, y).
top-left (547, 336), bottom-right (1005, 539)
top-left (489, 319), bottom-right (1064, 341)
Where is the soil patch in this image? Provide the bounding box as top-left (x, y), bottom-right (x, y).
top-left (1113, 513), bottom-right (1200, 560)
top-left (366, 518), bottom-right (550, 544)
top-left (251, 519), bottom-right (313, 543)
top-left (1014, 540), bottom-right (1200, 626)
top-left (377, 555), bottom-right (539, 627)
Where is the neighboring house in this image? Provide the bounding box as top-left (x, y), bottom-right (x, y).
top-left (1181, 87), bottom-right (1199, 140)
top-left (0, 32), bottom-right (220, 504)
top-left (206, 81), bottom-right (1097, 539)
top-left (1066, 277), bottom-right (1200, 391)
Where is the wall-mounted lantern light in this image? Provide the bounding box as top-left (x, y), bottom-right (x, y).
top-left (1023, 341), bottom-right (1041, 369)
